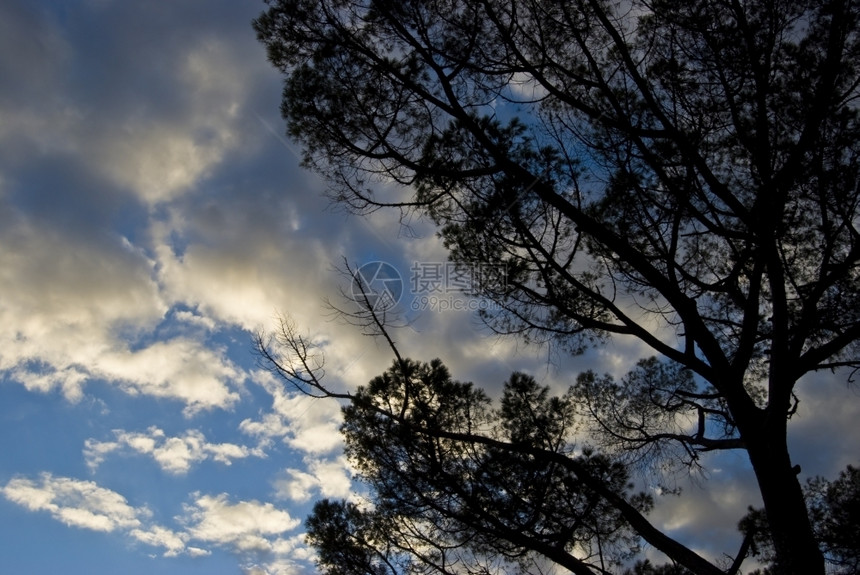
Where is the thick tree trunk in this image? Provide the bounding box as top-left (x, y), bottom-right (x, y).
top-left (745, 419), bottom-right (824, 575)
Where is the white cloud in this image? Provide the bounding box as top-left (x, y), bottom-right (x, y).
top-left (240, 371), bottom-right (344, 456)
top-left (130, 525), bottom-right (190, 558)
top-left (181, 493), bottom-right (301, 553)
top-left (0, 474), bottom-right (314, 564)
top-left (180, 493), bottom-right (311, 575)
top-left (10, 366), bottom-right (90, 404)
top-left (242, 553), bottom-right (309, 575)
top-left (0, 212), bottom-right (244, 413)
top-left (275, 469), bottom-right (318, 503)
top-left (0, 220), bottom-right (165, 354)
top-left (239, 412), bottom-right (292, 442)
top-left (151, 208), bottom-right (336, 333)
top-left (0, 3), bottom-right (285, 416)
top-left (310, 458), bottom-right (353, 499)
top-left (92, 339), bottom-right (243, 416)
top-left (84, 426), bottom-right (267, 474)
top-left (0, 10), bottom-right (252, 206)
top-left (0, 3), bottom-right (360, 575)
top-left (1, 473), bottom-right (145, 532)
top-left (174, 309), bottom-right (217, 331)
top-left (275, 457), bottom-right (353, 503)
top-left (269, 535), bottom-right (315, 561)
top-left (97, 119), bottom-right (235, 205)
top-left (0, 473), bottom-right (190, 557)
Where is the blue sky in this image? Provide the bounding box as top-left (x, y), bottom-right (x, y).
top-left (1, 1), bottom-right (859, 574)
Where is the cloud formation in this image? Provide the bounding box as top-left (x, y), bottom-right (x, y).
top-left (1, 1), bottom-right (857, 574)
top-left (2, 473), bottom-right (144, 532)
top-left (182, 493), bottom-right (301, 551)
top-left (84, 426), bottom-right (267, 474)
top-left (275, 457), bottom-right (353, 504)
top-left (0, 473), bottom-right (189, 556)
top-left (1, 473), bottom-right (307, 567)
top-left (240, 371), bottom-right (344, 456)
top-left (0, 0), bottom-right (270, 415)
top-left (0, 173), bottom-right (246, 414)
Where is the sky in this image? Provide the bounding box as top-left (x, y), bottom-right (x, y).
top-left (0, 2), bottom-right (859, 574)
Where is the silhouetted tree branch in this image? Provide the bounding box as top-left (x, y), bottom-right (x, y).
top-left (255, 0), bottom-right (860, 572)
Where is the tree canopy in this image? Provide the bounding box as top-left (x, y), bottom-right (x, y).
top-left (254, 0), bottom-right (860, 573)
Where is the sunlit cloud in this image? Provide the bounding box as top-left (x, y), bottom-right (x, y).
top-left (92, 37), bottom-right (248, 204)
top-left (0, 473), bottom-right (311, 565)
top-left (2, 1), bottom-right (856, 574)
top-left (2, 473), bottom-right (144, 532)
top-left (84, 426), bottom-right (267, 474)
top-left (0, 473), bottom-right (188, 557)
top-left (0, 212), bottom-right (244, 413)
top-left (130, 525), bottom-right (196, 558)
top-left (240, 371), bottom-right (344, 456)
top-left (275, 457), bottom-right (353, 503)
top-left (181, 493), bottom-right (301, 555)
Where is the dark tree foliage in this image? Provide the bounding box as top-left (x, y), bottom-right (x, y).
top-left (740, 465), bottom-right (860, 574)
top-left (622, 560), bottom-right (693, 575)
top-left (254, 0), bottom-right (860, 573)
top-left (809, 465), bottom-right (860, 572)
top-left (308, 359), bottom-right (658, 575)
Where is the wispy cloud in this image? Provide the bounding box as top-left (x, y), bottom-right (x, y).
top-left (1, 473), bottom-right (309, 566)
top-left (240, 371), bottom-right (344, 456)
top-left (0, 473), bottom-right (187, 556)
top-left (84, 426), bottom-right (267, 474)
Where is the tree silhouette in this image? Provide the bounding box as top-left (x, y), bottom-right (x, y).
top-left (255, 0), bottom-right (860, 573)
top-left (740, 465), bottom-right (860, 574)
